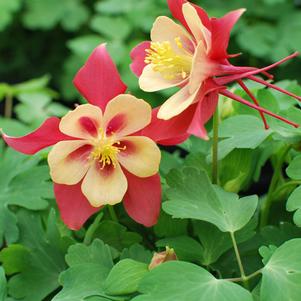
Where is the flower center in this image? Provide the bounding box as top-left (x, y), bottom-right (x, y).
top-left (145, 37), bottom-right (192, 80)
top-left (90, 130), bottom-right (125, 169)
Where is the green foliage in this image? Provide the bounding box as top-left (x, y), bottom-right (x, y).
top-left (164, 167), bottom-right (258, 232)
top-left (133, 261), bottom-right (253, 301)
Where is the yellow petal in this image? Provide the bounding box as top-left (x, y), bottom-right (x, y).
top-left (151, 16), bottom-right (194, 53)
top-left (81, 162), bottom-right (128, 207)
top-left (139, 64), bottom-right (187, 92)
top-left (59, 104), bottom-right (102, 139)
top-left (188, 41), bottom-right (209, 94)
top-left (48, 140), bottom-right (92, 185)
top-left (118, 136), bottom-right (161, 178)
top-left (157, 84), bottom-right (201, 120)
top-left (182, 3), bottom-right (211, 50)
top-left (103, 94), bottom-right (152, 137)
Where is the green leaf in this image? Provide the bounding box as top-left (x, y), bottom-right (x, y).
top-left (156, 236), bottom-right (203, 263)
top-left (261, 239), bottom-right (301, 301)
top-left (286, 155), bottom-right (301, 180)
top-left (164, 167), bottom-right (258, 232)
top-left (23, 0), bottom-right (88, 31)
top-left (286, 186), bottom-right (301, 226)
top-left (133, 261), bottom-right (253, 301)
top-left (53, 239), bottom-right (114, 301)
top-left (0, 245), bottom-right (29, 275)
top-left (259, 245), bottom-right (277, 265)
top-left (120, 244), bottom-right (152, 264)
top-left (90, 16), bottom-right (131, 40)
top-left (93, 221), bottom-right (142, 251)
top-left (0, 0), bottom-right (21, 31)
top-left (104, 259), bottom-right (148, 296)
top-left (0, 143), bottom-right (51, 246)
top-left (4, 210), bottom-right (68, 301)
top-left (0, 267), bottom-right (7, 301)
top-left (216, 115), bottom-right (273, 160)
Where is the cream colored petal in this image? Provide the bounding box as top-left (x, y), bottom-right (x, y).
top-left (139, 64), bottom-right (187, 92)
top-left (103, 94), bottom-right (152, 137)
top-left (157, 84), bottom-right (201, 120)
top-left (151, 16), bottom-right (194, 53)
top-left (81, 162), bottom-right (127, 207)
top-left (182, 3), bottom-right (211, 50)
top-left (48, 140), bottom-right (92, 185)
top-left (188, 41), bottom-right (210, 94)
top-left (118, 136), bottom-right (161, 178)
top-left (59, 104), bottom-right (102, 139)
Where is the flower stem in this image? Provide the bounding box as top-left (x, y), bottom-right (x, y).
top-left (225, 269), bottom-right (262, 283)
top-left (272, 180), bottom-right (301, 199)
top-left (260, 145), bottom-right (291, 228)
top-left (4, 94), bottom-right (13, 119)
top-left (108, 205), bottom-right (118, 222)
top-left (212, 106), bottom-right (219, 184)
top-left (83, 211), bottom-right (103, 245)
top-left (230, 232), bottom-right (249, 289)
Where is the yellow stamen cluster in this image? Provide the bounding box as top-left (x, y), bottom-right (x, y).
top-left (90, 129), bottom-right (126, 169)
top-left (145, 37), bottom-right (192, 80)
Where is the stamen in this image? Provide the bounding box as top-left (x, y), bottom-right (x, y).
top-left (220, 89), bottom-right (299, 128)
top-left (144, 37), bottom-right (192, 80)
top-left (90, 129), bottom-right (126, 169)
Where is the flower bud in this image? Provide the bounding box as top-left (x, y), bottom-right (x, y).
top-left (148, 246), bottom-right (178, 270)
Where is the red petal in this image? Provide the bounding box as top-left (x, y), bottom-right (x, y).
top-left (188, 92), bottom-right (219, 139)
top-left (140, 105), bottom-right (196, 145)
top-left (209, 9), bottom-right (245, 60)
top-left (167, 0), bottom-right (211, 34)
top-left (123, 170), bottom-right (161, 227)
top-left (73, 44), bottom-right (127, 111)
top-left (54, 182), bottom-right (99, 230)
top-left (2, 117), bottom-right (72, 155)
top-left (130, 41), bottom-right (150, 77)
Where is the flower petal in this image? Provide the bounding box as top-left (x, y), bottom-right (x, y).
top-left (48, 140), bottom-right (92, 185)
top-left (188, 41), bottom-right (210, 94)
top-left (81, 162), bottom-right (127, 207)
top-left (151, 16), bottom-right (194, 52)
top-left (73, 44), bottom-right (127, 110)
top-left (140, 106), bottom-right (195, 145)
top-left (157, 84), bottom-right (201, 120)
top-left (130, 41), bottom-right (151, 77)
top-left (188, 92), bottom-right (219, 139)
top-left (54, 182), bottom-right (99, 230)
top-left (118, 136), bottom-right (161, 178)
top-left (123, 170), bottom-right (161, 227)
top-left (59, 104), bottom-right (102, 139)
top-left (210, 9), bottom-right (245, 60)
top-left (1, 117), bottom-right (71, 155)
top-left (103, 94), bottom-right (152, 137)
top-left (182, 3), bottom-right (211, 49)
top-left (167, 0), bottom-right (211, 34)
top-left (139, 64), bottom-right (187, 92)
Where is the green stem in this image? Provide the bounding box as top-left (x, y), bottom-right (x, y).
top-left (108, 205), bottom-right (118, 222)
top-left (225, 269), bottom-right (262, 283)
top-left (83, 212), bottom-right (103, 245)
top-left (272, 180), bottom-right (301, 199)
top-left (260, 145), bottom-right (291, 228)
top-left (4, 94), bottom-right (13, 118)
top-left (230, 232), bottom-right (249, 289)
top-left (212, 106), bottom-right (219, 185)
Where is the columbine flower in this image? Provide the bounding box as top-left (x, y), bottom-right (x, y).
top-left (2, 45), bottom-right (163, 230)
top-left (149, 246), bottom-right (178, 270)
top-left (131, 0), bottom-right (301, 138)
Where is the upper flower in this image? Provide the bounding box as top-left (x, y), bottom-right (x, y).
top-left (131, 0), bottom-right (301, 138)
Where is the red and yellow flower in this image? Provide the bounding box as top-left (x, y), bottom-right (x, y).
top-left (2, 45), bottom-right (165, 230)
top-left (131, 0), bottom-right (301, 138)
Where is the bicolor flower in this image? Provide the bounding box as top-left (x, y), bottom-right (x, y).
top-left (131, 0), bottom-right (301, 138)
top-left (2, 44), bottom-right (170, 230)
